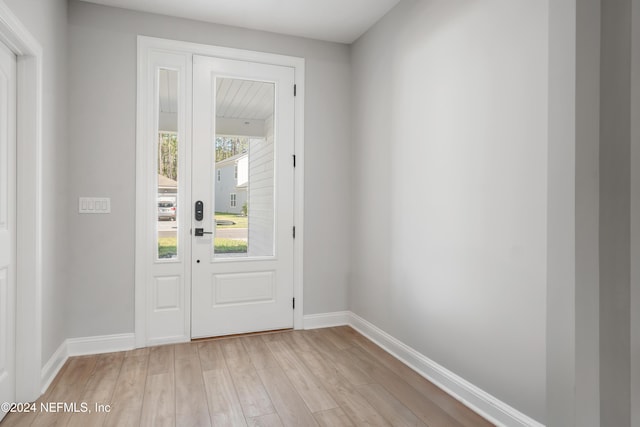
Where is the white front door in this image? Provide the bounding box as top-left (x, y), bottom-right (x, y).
top-left (191, 55), bottom-right (295, 337)
top-left (0, 41), bottom-right (16, 421)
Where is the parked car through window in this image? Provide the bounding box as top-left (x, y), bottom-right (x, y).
top-left (158, 200), bottom-right (176, 220)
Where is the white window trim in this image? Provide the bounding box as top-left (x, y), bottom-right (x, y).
top-left (136, 36), bottom-right (305, 347)
top-left (230, 193), bottom-right (237, 207)
top-left (0, 2), bottom-right (43, 401)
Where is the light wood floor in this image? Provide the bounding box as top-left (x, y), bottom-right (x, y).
top-left (1, 326), bottom-right (493, 427)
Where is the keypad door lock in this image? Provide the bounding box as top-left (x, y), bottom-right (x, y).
top-left (195, 201), bottom-right (204, 221)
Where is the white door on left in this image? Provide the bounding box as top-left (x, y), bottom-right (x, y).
top-left (0, 40), bottom-right (16, 421)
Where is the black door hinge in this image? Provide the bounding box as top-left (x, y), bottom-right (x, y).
top-left (293, 226), bottom-right (296, 238)
top-left (293, 297), bottom-right (296, 309)
top-left (294, 84), bottom-right (297, 96)
top-left (293, 154), bottom-right (296, 168)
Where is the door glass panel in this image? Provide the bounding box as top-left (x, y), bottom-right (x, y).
top-left (214, 78), bottom-right (275, 258)
top-left (157, 69), bottom-right (179, 259)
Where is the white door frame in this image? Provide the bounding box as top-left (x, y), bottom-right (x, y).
top-left (0, 1), bottom-right (43, 402)
top-left (135, 36), bottom-right (305, 347)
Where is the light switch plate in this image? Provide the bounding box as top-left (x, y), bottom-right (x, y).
top-left (78, 197), bottom-right (111, 214)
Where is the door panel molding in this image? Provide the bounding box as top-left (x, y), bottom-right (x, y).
top-left (213, 271), bottom-right (276, 306)
top-left (136, 36), bottom-right (305, 346)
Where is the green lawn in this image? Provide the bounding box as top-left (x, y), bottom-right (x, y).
top-left (214, 238), bottom-right (247, 254)
top-left (158, 236), bottom-right (246, 257)
top-left (158, 237), bottom-right (177, 259)
top-left (215, 212), bottom-right (248, 229)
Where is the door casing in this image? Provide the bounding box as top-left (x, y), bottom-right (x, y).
top-left (0, 2), bottom-right (44, 402)
top-left (0, 37), bottom-right (17, 422)
top-left (135, 36), bottom-right (305, 347)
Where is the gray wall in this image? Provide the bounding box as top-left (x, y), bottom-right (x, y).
top-left (632, 0), bottom-right (640, 423)
top-left (350, 0), bottom-right (548, 422)
top-left (547, 0), bottom-right (604, 425)
top-left (67, 0), bottom-right (351, 338)
top-left (3, 0), bottom-right (69, 364)
top-left (548, 1), bottom-right (639, 425)
top-left (546, 2), bottom-right (578, 423)
top-left (600, 0), bottom-right (632, 425)
top-left (574, 0), bottom-right (602, 425)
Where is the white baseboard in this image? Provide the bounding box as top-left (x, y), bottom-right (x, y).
top-left (40, 340), bottom-right (67, 394)
top-left (40, 333), bottom-right (135, 394)
top-left (66, 333), bottom-right (135, 356)
top-left (347, 312), bottom-right (544, 427)
top-left (303, 311), bottom-right (351, 329)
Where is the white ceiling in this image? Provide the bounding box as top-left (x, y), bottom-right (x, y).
top-left (79, 0), bottom-right (401, 43)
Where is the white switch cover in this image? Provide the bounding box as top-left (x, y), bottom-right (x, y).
top-left (79, 197), bottom-right (111, 214)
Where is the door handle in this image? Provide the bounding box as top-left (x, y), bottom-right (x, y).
top-left (194, 228), bottom-right (212, 237)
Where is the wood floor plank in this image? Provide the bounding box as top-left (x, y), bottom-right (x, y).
top-left (266, 340), bottom-right (339, 413)
top-left (124, 347), bottom-right (150, 358)
top-left (197, 340), bottom-right (227, 371)
top-left (203, 368), bottom-right (247, 426)
top-left (104, 404), bottom-right (147, 427)
top-left (147, 344), bottom-right (174, 375)
top-left (256, 367), bottom-right (318, 427)
top-left (333, 351), bottom-right (374, 386)
top-left (279, 332), bottom-right (312, 355)
top-left (231, 371), bottom-right (277, 420)
top-left (304, 330), bottom-right (341, 355)
top-left (140, 373), bottom-right (175, 427)
top-left (242, 335), bottom-right (280, 370)
top-left (313, 407), bottom-right (354, 427)
top-left (261, 331), bottom-right (290, 343)
top-left (331, 326), bottom-right (361, 341)
top-left (295, 348), bottom-right (390, 426)
top-left (357, 383), bottom-right (419, 427)
top-left (174, 341), bottom-right (199, 360)
top-left (317, 328), bottom-right (352, 351)
top-left (67, 352), bottom-right (125, 427)
top-left (346, 346), bottom-right (464, 427)
top-left (336, 327), bottom-right (494, 427)
top-left (31, 355), bottom-right (99, 427)
top-left (301, 330), bottom-right (373, 387)
top-left (103, 353), bottom-right (149, 427)
top-left (247, 412), bottom-right (284, 427)
top-left (111, 353), bottom-right (150, 400)
top-left (221, 337), bottom-right (276, 418)
top-left (175, 351), bottom-right (211, 427)
top-left (287, 331), bottom-right (315, 353)
top-left (47, 356), bottom-right (98, 398)
top-left (83, 352), bottom-right (125, 391)
top-left (0, 412), bottom-right (29, 427)
top-left (220, 337), bottom-right (255, 372)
